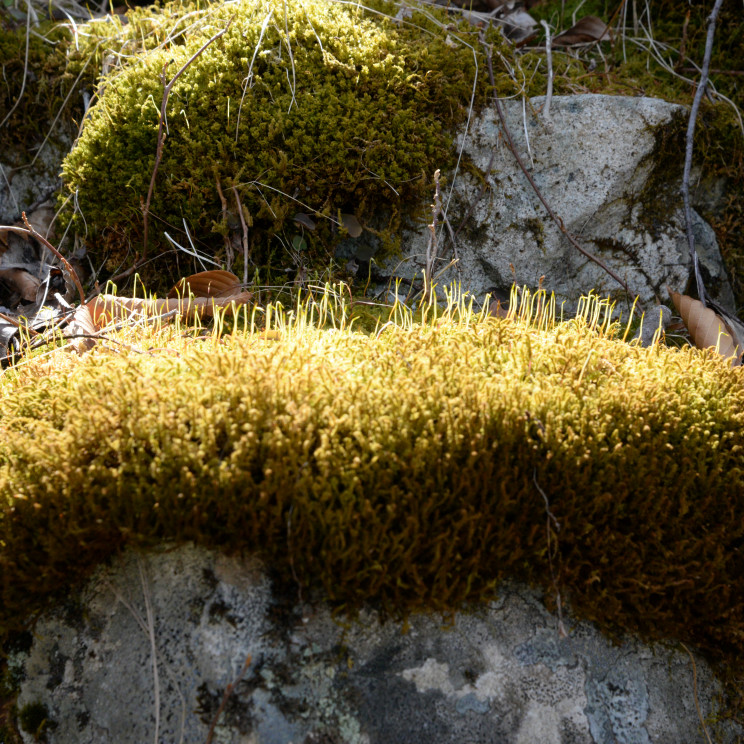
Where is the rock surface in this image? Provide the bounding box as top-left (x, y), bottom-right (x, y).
top-left (368, 94), bottom-right (733, 311)
top-left (14, 544), bottom-right (739, 744)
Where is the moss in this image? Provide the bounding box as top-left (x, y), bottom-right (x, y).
top-left (17, 701), bottom-right (54, 742)
top-left (58, 0), bottom-right (512, 291)
top-left (0, 288), bottom-right (743, 696)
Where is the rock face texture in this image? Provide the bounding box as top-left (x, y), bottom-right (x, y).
top-left (14, 545), bottom-right (739, 744)
top-left (374, 94), bottom-right (732, 310)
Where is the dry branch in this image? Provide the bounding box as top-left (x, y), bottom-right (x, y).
top-left (681, 0), bottom-right (726, 308)
top-left (0, 216), bottom-right (86, 306)
top-left (205, 654), bottom-right (252, 744)
top-left (87, 292), bottom-right (252, 327)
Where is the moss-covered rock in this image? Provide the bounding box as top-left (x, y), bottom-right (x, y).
top-left (59, 0), bottom-right (507, 290)
top-left (1, 288), bottom-right (744, 674)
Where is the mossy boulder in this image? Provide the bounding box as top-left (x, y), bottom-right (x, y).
top-left (60, 0), bottom-right (501, 290)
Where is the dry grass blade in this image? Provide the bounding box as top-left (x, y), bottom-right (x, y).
top-left (669, 290), bottom-right (740, 366)
top-left (168, 270), bottom-right (242, 299)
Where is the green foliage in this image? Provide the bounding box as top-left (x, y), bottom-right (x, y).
top-left (0, 18), bottom-right (80, 157)
top-left (59, 0), bottom-right (505, 289)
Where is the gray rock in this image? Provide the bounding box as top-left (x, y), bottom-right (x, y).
top-left (14, 545), bottom-right (740, 744)
top-left (381, 94), bottom-right (733, 312)
top-left (0, 133), bottom-right (68, 227)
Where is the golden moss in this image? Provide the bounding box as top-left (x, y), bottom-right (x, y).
top-left (0, 287), bottom-right (743, 688)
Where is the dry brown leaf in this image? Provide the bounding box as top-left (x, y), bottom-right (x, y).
top-left (340, 213), bottom-right (363, 238)
top-left (0, 268), bottom-right (40, 301)
top-left (167, 270), bottom-right (242, 299)
top-left (669, 290), bottom-right (741, 366)
top-left (293, 213), bottom-right (317, 230)
top-left (88, 291), bottom-right (252, 328)
top-left (552, 16), bottom-right (610, 46)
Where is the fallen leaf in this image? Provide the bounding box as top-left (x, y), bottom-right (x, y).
top-left (669, 290), bottom-right (741, 366)
top-left (340, 213), bottom-right (363, 238)
top-left (552, 16), bottom-right (610, 46)
top-left (168, 270), bottom-right (241, 299)
top-left (64, 304), bottom-right (99, 353)
top-left (88, 291), bottom-right (253, 328)
top-left (293, 213), bottom-right (317, 230)
top-left (0, 268), bottom-right (39, 301)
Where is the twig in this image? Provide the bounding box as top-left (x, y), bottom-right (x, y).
top-left (675, 9), bottom-right (691, 71)
top-left (231, 186), bottom-right (251, 286)
top-left (205, 654), bottom-right (252, 744)
top-left (235, 11), bottom-right (273, 142)
top-left (142, 19), bottom-right (233, 262)
top-left (1, 217), bottom-right (86, 306)
top-left (533, 468), bottom-right (567, 638)
top-left (681, 0), bottom-right (726, 309)
top-left (106, 578), bottom-right (187, 744)
top-left (480, 34), bottom-right (637, 310)
top-left (215, 176), bottom-right (234, 272)
top-left (137, 558), bottom-right (160, 744)
top-left (424, 169), bottom-right (442, 292)
top-left (680, 67), bottom-right (744, 77)
top-left (0, 311), bottom-right (39, 336)
top-left (680, 642), bottom-right (713, 744)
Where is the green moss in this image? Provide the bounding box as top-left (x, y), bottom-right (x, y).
top-left (0, 18), bottom-right (82, 164)
top-left (17, 701), bottom-right (54, 742)
top-left (58, 0), bottom-right (511, 290)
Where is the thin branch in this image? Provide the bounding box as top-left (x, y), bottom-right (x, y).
top-left (681, 0), bottom-right (726, 308)
top-left (142, 19), bottom-right (233, 261)
top-left (480, 34), bottom-right (637, 309)
top-left (424, 169), bottom-right (442, 292)
top-left (205, 654), bottom-right (252, 744)
top-left (137, 558), bottom-right (160, 744)
top-left (539, 20), bottom-right (553, 121)
top-left (533, 468), bottom-right (567, 638)
top-left (2, 217), bottom-right (86, 306)
top-left (215, 176), bottom-right (234, 271)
